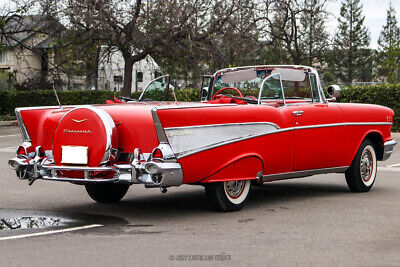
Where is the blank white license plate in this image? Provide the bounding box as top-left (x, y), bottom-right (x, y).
top-left (61, 146), bottom-right (88, 165)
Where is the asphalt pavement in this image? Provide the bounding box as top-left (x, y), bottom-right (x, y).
top-left (0, 126), bottom-right (399, 266)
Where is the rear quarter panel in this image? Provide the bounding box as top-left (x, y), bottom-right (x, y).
top-left (156, 105), bottom-right (295, 184)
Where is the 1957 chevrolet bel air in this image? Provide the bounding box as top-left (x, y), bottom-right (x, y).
top-left (8, 65), bottom-right (397, 211)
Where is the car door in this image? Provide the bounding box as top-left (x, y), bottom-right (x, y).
top-left (285, 74), bottom-right (345, 171)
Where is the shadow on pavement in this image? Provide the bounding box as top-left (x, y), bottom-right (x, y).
top-left (49, 181), bottom-right (352, 220)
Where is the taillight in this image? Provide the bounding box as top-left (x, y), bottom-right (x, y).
top-left (17, 146), bottom-right (27, 157)
top-left (152, 148), bottom-right (163, 159)
top-left (16, 142), bottom-right (35, 158)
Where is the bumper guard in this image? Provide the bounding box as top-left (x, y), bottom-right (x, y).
top-left (382, 139), bottom-right (397, 161)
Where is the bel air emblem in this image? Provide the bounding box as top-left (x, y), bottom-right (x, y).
top-left (71, 119), bottom-right (87, 123)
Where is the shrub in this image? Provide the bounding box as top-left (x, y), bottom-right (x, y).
top-left (338, 84), bottom-right (400, 131)
top-left (0, 90), bottom-right (119, 116)
top-left (1, 86), bottom-right (399, 132)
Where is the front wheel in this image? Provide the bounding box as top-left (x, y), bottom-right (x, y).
top-left (205, 180), bottom-right (251, 212)
top-left (85, 183), bottom-right (129, 203)
top-left (345, 139), bottom-right (377, 192)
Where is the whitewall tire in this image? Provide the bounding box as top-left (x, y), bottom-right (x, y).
top-left (205, 180), bottom-right (251, 212)
top-left (345, 139), bottom-right (377, 192)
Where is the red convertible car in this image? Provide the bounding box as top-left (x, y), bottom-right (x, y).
top-left (9, 65), bottom-right (396, 211)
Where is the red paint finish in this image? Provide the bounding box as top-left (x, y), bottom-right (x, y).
top-left (201, 156), bottom-right (263, 183)
top-left (52, 108), bottom-right (113, 167)
top-left (288, 103), bottom-right (345, 170)
top-left (17, 98), bottom-right (394, 184)
top-left (178, 129), bottom-right (294, 184)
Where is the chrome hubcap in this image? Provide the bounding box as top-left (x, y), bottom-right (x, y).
top-left (360, 149), bottom-right (373, 182)
top-left (224, 181), bottom-right (245, 198)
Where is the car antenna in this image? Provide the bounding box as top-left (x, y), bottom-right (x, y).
top-left (52, 84), bottom-right (63, 110)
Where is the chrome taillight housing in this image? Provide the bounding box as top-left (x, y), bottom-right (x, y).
top-left (16, 142), bottom-right (34, 159)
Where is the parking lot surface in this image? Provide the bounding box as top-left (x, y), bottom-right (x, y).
top-left (0, 126), bottom-right (399, 266)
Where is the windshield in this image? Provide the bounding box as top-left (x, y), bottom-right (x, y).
top-left (211, 67), bottom-right (321, 104)
top-left (139, 75), bottom-right (171, 101)
top-left (214, 69), bottom-right (270, 95)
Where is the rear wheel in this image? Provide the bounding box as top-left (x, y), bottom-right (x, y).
top-left (205, 180), bottom-right (251, 212)
top-left (345, 139), bottom-right (377, 192)
top-left (85, 183), bottom-right (129, 203)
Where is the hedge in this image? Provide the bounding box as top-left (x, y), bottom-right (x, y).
top-left (0, 90), bottom-right (120, 116)
top-left (338, 84), bottom-right (400, 131)
top-left (0, 85), bottom-right (398, 130)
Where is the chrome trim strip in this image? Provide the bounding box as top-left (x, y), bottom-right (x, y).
top-left (346, 122), bottom-right (393, 126)
top-left (168, 122), bottom-right (392, 159)
top-left (155, 104), bottom-right (237, 110)
top-left (41, 165), bottom-right (114, 171)
top-left (261, 166), bottom-right (349, 182)
top-left (382, 139), bottom-right (397, 161)
top-left (15, 105), bottom-right (76, 111)
top-left (214, 65), bottom-right (315, 76)
top-left (41, 177), bottom-right (119, 183)
top-left (296, 122), bottom-right (392, 130)
top-left (151, 107), bottom-right (168, 143)
top-left (15, 108), bottom-right (31, 142)
top-left (165, 122), bottom-right (280, 131)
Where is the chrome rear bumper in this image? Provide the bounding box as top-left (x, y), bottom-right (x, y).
top-left (9, 150), bottom-right (183, 187)
top-left (382, 139), bottom-right (397, 161)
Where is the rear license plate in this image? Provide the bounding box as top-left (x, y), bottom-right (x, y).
top-left (61, 146), bottom-right (88, 165)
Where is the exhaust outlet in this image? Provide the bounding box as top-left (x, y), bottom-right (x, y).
top-left (8, 158), bottom-right (27, 171)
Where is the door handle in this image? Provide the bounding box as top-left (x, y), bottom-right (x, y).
top-left (293, 110), bottom-right (304, 116)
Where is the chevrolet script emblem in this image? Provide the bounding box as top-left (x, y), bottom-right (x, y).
top-left (71, 119), bottom-right (87, 123)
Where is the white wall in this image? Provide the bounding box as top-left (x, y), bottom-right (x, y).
top-left (98, 47), bottom-right (161, 93)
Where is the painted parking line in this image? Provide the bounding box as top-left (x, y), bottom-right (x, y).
top-left (388, 163), bottom-right (400, 167)
top-left (378, 166), bottom-right (400, 172)
top-left (0, 146), bottom-right (17, 153)
top-left (0, 134), bottom-right (20, 138)
top-left (0, 224), bottom-right (103, 241)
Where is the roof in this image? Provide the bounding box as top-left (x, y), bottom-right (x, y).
top-left (1, 15), bottom-right (63, 49)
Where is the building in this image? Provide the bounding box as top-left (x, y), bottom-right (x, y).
top-left (0, 15), bottom-right (91, 91)
top-left (0, 15), bottom-right (61, 88)
top-left (97, 46), bottom-right (162, 93)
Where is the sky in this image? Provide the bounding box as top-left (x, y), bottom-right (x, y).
top-left (326, 0), bottom-right (400, 49)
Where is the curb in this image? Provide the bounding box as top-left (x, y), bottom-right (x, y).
top-left (0, 120), bottom-right (18, 127)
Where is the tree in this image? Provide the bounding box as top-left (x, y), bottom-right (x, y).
top-left (300, 0), bottom-right (329, 66)
top-left (259, 0), bottom-right (329, 65)
top-left (378, 3), bottom-right (400, 83)
top-left (332, 0), bottom-right (370, 83)
top-left (67, 0), bottom-right (240, 96)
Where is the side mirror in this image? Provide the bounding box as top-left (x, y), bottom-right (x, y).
top-left (327, 85), bottom-right (341, 98)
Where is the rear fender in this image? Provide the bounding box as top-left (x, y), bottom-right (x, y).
top-left (201, 154), bottom-right (263, 183)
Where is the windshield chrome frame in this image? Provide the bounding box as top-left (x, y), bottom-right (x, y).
top-left (258, 73), bottom-right (286, 106)
top-left (138, 75), bottom-right (170, 101)
top-left (209, 65), bottom-right (327, 104)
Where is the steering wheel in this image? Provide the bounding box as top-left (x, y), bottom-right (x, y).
top-left (211, 87), bottom-right (243, 101)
